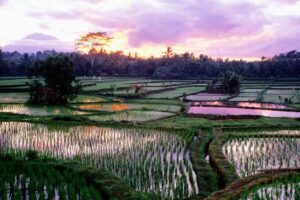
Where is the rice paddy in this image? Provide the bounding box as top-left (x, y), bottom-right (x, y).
top-left (186, 93), bottom-right (231, 101)
top-left (239, 175), bottom-right (300, 200)
top-left (71, 103), bottom-right (181, 113)
top-left (0, 78), bottom-right (30, 86)
top-left (70, 95), bottom-right (107, 103)
top-left (0, 78), bottom-right (300, 199)
top-left (0, 93), bottom-right (29, 103)
top-left (88, 110), bottom-right (175, 122)
top-left (0, 104), bottom-right (87, 116)
top-left (0, 161), bottom-right (103, 200)
top-left (222, 134), bottom-right (300, 177)
top-left (146, 86), bottom-right (205, 99)
top-left (0, 122), bottom-right (199, 199)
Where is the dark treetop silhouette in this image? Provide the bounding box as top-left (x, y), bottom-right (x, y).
top-left (27, 55), bottom-right (81, 105)
top-left (0, 47), bottom-right (300, 79)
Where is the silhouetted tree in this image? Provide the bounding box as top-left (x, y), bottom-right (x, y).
top-left (0, 49), bottom-right (300, 79)
top-left (28, 55), bottom-right (81, 104)
top-left (76, 32), bottom-right (112, 69)
top-left (220, 71), bottom-right (241, 94)
top-left (163, 47), bottom-right (174, 58)
top-left (17, 53), bottom-right (32, 75)
top-left (0, 48), bottom-right (8, 76)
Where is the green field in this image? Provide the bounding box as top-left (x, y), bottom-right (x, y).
top-left (0, 78), bottom-right (300, 200)
top-left (88, 110), bottom-right (175, 122)
top-left (147, 86), bottom-right (205, 99)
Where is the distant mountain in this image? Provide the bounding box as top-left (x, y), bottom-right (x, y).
top-left (24, 33), bottom-right (58, 41)
top-left (3, 33), bottom-right (73, 53)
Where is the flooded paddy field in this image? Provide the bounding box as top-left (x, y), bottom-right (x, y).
top-left (0, 122), bottom-right (198, 199)
top-left (223, 136), bottom-right (300, 177)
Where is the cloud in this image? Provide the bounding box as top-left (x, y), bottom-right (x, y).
top-left (81, 0), bottom-right (266, 47)
top-left (3, 33), bottom-right (73, 53)
top-left (0, 0), bottom-right (6, 6)
top-left (277, 0), bottom-right (299, 4)
top-left (2, 0), bottom-right (300, 57)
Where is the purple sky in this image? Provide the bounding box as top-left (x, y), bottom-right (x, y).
top-left (0, 0), bottom-right (300, 59)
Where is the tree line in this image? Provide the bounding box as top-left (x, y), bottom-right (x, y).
top-left (0, 48), bottom-right (299, 79)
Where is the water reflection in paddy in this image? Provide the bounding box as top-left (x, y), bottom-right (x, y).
top-left (191, 101), bottom-right (289, 109)
top-left (188, 106), bottom-right (300, 118)
top-left (0, 122), bottom-right (198, 199)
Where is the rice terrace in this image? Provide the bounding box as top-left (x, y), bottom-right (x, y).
top-left (0, 0), bottom-right (300, 199)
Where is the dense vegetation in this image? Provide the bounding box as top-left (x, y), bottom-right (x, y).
top-left (0, 48), bottom-right (300, 79)
top-left (27, 55), bottom-right (80, 104)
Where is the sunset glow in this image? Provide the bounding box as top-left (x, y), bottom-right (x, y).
top-left (0, 0), bottom-right (300, 58)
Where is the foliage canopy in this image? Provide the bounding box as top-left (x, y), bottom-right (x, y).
top-left (28, 55), bottom-right (81, 104)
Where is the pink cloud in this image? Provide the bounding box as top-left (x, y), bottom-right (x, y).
top-left (3, 0), bottom-right (300, 57)
top-left (83, 0), bottom-right (266, 47)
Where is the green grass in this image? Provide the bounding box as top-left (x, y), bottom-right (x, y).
top-left (148, 116), bottom-right (300, 130)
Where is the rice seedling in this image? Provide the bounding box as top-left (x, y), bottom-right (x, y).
top-left (88, 110), bottom-right (175, 122)
top-left (222, 136), bottom-right (300, 177)
top-left (239, 175), bottom-right (300, 200)
top-left (0, 161), bottom-right (103, 200)
top-left (0, 93), bottom-right (29, 103)
top-left (0, 104), bottom-right (87, 116)
top-left (0, 122), bottom-right (199, 199)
